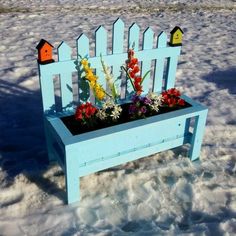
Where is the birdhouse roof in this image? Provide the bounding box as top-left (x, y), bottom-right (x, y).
top-left (36, 39), bottom-right (54, 50)
top-left (170, 26), bottom-right (184, 34)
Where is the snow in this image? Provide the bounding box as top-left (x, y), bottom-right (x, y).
top-left (0, 0), bottom-right (236, 235)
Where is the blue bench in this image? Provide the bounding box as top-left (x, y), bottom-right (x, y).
top-left (37, 19), bottom-right (208, 204)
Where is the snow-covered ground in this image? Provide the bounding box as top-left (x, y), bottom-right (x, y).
top-left (0, 0), bottom-right (236, 235)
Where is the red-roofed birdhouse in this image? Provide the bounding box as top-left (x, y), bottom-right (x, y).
top-left (36, 39), bottom-right (54, 64)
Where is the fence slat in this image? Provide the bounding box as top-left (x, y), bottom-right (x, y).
top-left (165, 55), bottom-right (178, 90)
top-left (127, 23), bottom-right (140, 97)
top-left (153, 31), bottom-right (167, 93)
top-left (112, 18), bottom-right (125, 99)
top-left (95, 26), bottom-right (107, 93)
top-left (142, 27), bottom-right (154, 94)
top-left (57, 42), bottom-right (73, 111)
top-left (128, 23), bottom-right (140, 51)
top-left (77, 34), bottom-right (91, 103)
top-left (40, 72), bottom-right (56, 114)
top-left (113, 18), bottom-right (124, 54)
top-left (58, 41), bottom-right (72, 61)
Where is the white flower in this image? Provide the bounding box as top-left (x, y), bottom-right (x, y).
top-left (110, 105), bottom-right (122, 120)
top-left (147, 92), bottom-right (163, 112)
top-left (103, 99), bottom-right (115, 109)
top-left (96, 109), bottom-right (107, 120)
top-left (150, 101), bottom-right (160, 112)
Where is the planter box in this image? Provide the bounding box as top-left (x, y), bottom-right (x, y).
top-left (37, 19), bottom-right (208, 204)
top-left (44, 95), bottom-right (207, 203)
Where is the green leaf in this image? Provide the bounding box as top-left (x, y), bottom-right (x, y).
top-left (141, 70), bottom-right (151, 84)
top-left (121, 66), bottom-right (136, 92)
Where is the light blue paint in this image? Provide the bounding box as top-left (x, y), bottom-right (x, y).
top-left (95, 26), bottom-right (107, 92)
top-left (112, 18), bottom-right (125, 98)
top-left (37, 19), bottom-right (208, 204)
top-left (142, 27), bottom-right (154, 94)
top-left (154, 31), bottom-right (168, 92)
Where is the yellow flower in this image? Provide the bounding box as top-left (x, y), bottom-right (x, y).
top-left (81, 59), bottom-right (88, 66)
top-left (83, 65), bottom-right (89, 71)
top-left (95, 88), bottom-right (105, 100)
top-left (90, 81), bottom-right (96, 88)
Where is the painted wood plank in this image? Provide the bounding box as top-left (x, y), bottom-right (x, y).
top-left (127, 23), bottom-right (140, 97)
top-left (76, 34), bottom-right (91, 103)
top-left (39, 72), bottom-right (56, 114)
top-left (112, 18), bottom-right (125, 99)
top-left (66, 113), bottom-right (193, 165)
top-left (165, 55), bottom-right (179, 90)
top-left (112, 18), bottom-right (125, 54)
top-left (128, 23), bottom-right (140, 51)
top-left (78, 134), bottom-right (191, 177)
top-left (58, 42), bottom-right (73, 111)
top-left (142, 27), bottom-right (154, 94)
top-left (189, 109), bottom-right (208, 161)
top-left (58, 41), bottom-right (72, 61)
top-left (65, 147), bottom-right (80, 204)
top-left (95, 26), bottom-right (107, 92)
top-left (153, 31), bottom-right (167, 93)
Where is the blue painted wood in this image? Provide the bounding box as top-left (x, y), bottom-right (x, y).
top-left (58, 42), bottom-right (73, 111)
top-left (39, 72), bottom-right (56, 114)
top-left (95, 26), bottom-right (107, 91)
top-left (112, 18), bottom-right (124, 54)
top-left (165, 55), bottom-right (179, 90)
top-left (127, 23), bottom-right (140, 97)
top-left (112, 18), bottom-right (125, 98)
top-left (37, 19), bottom-right (208, 204)
top-left (142, 27), bottom-right (154, 94)
top-left (78, 134), bottom-right (192, 177)
top-left (128, 23), bottom-right (140, 51)
top-left (66, 116), bottom-right (189, 166)
top-left (65, 146), bottom-right (80, 204)
top-left (153, 31), bottom-right (168, 93)
top-left (189, 109), bottom-right (208, 161)
top-left (76, 34), bottom-right (91, 103)
top-left (58, 41), bottom-right (72, 61)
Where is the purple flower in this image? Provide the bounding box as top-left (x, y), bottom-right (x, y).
top-left (131, 95), bottom-right (141, 103)
top-left (142, 97), bottom-right (151, 105)
top-left (140, 106), bottom-right (147, 114)
top-left (129, 104), bottom-right (137, 114)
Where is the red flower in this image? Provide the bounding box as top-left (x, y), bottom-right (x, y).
top-left (132, 65), bottom-right (140, 74)
top-left (129, 71), bottom-right (135, 78)
top-left (178, 98), bottom-right (185, 106)
top-left (161, 88), bottom-right (185, 108)
top-left (75, 102), bottom-right (97, 121)
top-left (134, 76), bottom-right (142, 83)
top-left (126, 49), bottom-right (142, 95)
top-left (128, 49), bottom-right (134, 58)
top-left (167, 88), bottom-right (181, 97)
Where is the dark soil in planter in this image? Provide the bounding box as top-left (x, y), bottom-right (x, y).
top-left (61, 102), bottom-right (192, 136)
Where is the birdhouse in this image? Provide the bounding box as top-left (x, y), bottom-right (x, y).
top-left (36, 39), bottom-right (54, 64)
top-left (169, 26), bottom-right (183, 47)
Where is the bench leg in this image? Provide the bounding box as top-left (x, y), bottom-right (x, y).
top-left (65, 151), bottom-right (80, 204)
top-left (189, 110), bottom-right (208, 161)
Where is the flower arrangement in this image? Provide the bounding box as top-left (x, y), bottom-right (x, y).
top-left (65, 51), bottom-right (189, 135)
